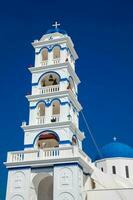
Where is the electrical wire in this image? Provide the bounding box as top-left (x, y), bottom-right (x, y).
top-left (81, 110), bottom-right (103, 159)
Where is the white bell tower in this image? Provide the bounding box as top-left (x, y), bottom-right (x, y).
top-left (5, 23), bottom-right (91, 200)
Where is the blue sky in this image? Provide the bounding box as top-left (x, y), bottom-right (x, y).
top-left (0, 0), bottom-right (133, 199)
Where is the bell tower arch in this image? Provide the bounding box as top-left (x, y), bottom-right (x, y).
top-left (5, 22), bottom-right (91, 200)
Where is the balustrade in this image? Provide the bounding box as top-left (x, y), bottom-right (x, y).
top-left (41, 60), bottom-right (48, 66)
top-left (53, 58), bottom-right (60, 64)
top-left (40, 59), bottom-right (60, 67)
top-left (7, 146), bottom-right (91, 164)
top-left (37, 116), bottom-right (45, 125)
top-left (37, 114), bottom-right (60, 125)
top-left (40, 85), bottom-right (60, 94)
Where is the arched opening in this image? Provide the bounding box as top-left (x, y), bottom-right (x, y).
top-left (42, 49), bottom-right (48, 61)
top-left (51, 100), bottom-right (60, 122)
top-left (53, 46), bottom-right (60, 59)
top-left (37, 103), bottom-right (45, 124)
top-left (40, 72), bottom-right (60, 88)
top-left (52, 100), bottom-right (60, 115)
top-left (67, 77), bottom-right (75, 91)
top-left (38, 176), bottom-right (53, 200)
top-left (37, 103), bottom-right (45, 116)
top-left (37, 131), bottom-right (59, 149)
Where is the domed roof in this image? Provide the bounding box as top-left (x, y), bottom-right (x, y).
top-left (94, 142), bottom-right (133, 161)
top-left (46, 28), bottom-right (67, 35)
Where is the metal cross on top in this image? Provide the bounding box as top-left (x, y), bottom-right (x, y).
top-left (52, 21), bottom-right (60, 29)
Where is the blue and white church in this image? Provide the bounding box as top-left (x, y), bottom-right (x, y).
top-left (5, 22), bottom-right (133, 200)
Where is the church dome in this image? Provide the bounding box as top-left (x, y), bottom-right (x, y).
top-left (46, 28), bottom-right (67, 35)
top-left (94, 142), bottom-right (133, 161)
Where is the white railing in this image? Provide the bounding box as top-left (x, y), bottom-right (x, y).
top-left (51, 114), bottom-right (60, 123)
top-left (40, 60), bottom-right (48, 66)
top-left (53, 58), bottom-right (60, 64)
top-left (40, 85), bottom-right (60, 94)
top-left (36, 115), bottom-right (60, 125)
top-left (7, 146), bottom-right (91, 163)
top-left (37, 116), bottom-right (45, 125)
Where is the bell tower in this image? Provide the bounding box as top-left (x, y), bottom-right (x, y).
top-left (5, 23), bottom-right (91, 200)
top-left (24, 21), bottom-right (84, 151)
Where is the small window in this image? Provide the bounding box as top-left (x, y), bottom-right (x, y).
top-left (112, 166), bottom-right (116, 174)
top-left (125, 166), bottom-right (129, 178)
top-left (101, 167), bottom-right (103, 172)
top-left (42, 49), bottom-right (48, 61)
top-left (53, 46), bottom-right (60, 59)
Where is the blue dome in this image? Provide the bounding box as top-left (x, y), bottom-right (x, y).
top-left (46, 28), bottom-right (67, 35)
top-left (94, 142), bottom-right (133, 161)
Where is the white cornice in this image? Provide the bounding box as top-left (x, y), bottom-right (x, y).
top-left (4, 156), bottom-right (92, 174)
top-left (67, 63), bottom-right (81, 84)
top-left (28, 61), bottom-right (80, 85)
top-left (32, 37), bottom-right (78, 60)
top-left (26, 90), bottom-right (82, 112)
top-left (66, 37), bottom-right (78, 60)
top-left (95, 157), bottom-right (133, 163)
top-left (68, 89), bottom-right (82, 111)
top-left (21, 121), bottom-right (85, 141)
top-left (28, 62), bottom-right (66, 73)
top-left (32, 37), bottom-right (66, 48)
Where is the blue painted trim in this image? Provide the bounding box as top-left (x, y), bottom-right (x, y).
top-left (30, 100), bottom-right (48, 109)
top-left (30, 106), bottom-right (38, 109)
top-left (31, 166), bottom-right (53, 170)
top-left (8, 163), bottom-right (86, 173)
top-left (54, 162), bottom-right (78, 167)
top-left (33, 130), bottom-right (60, 146)
top-left (50, 98), bottom-right (64, 105)
top-left (59, 140), bottom-right (72, 145)
top-left (60, 78), bottom-right (69, 82)
top-left (30, 99), bottom-right (70, 109)
top-left (36, 44), bottom-right (68, 55)
top-left (24, 144), bottom-right (33, 148)
top-left (54, 162), bottom-right (83, 171)
top-left (7, 166), bottom-right (31, 170)
top-left (32, 82), bottom-right (38, 86)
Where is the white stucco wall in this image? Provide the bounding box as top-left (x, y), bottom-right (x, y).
top-left (95, 158), bottom-right (133, 180)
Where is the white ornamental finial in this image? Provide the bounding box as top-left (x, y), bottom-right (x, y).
top-left (52, 21), bottom-right (60, 29)
top-left (113, 136), bottom-right (117, 142)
